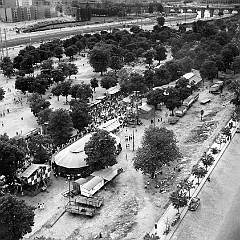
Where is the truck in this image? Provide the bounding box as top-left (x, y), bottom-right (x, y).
top-left (209, 81), bottom-right (223, 94)
top-left (182, 92), bottom-right (199, 109)
top-left (175, 106), bottom-right (188, 117)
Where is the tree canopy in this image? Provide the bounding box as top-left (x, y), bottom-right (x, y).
top-left (0, 194), bottom-right (35, 240)
top-left (84, 130), bottom-right (117, 172)
top-left (133, 126), bottom-right (181, 178)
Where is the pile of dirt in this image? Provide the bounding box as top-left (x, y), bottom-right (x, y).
top-left (185, 121), bottom-right (218, 144)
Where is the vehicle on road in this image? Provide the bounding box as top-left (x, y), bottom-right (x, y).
top-left (182, 92), bottom-right (199, 109)
top-left (168, 116), bottom-right (180, 124)
top-left (175, 106), bottom-right (188, 117)
top-left (236, 126), bottom-right (240, 133)
top-left (188, 197), bottom-right (200, 211)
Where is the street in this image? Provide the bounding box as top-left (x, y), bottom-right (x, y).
top-left (171, 131), bottom-right (240, 240)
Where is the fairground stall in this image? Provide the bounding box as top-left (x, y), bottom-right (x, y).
top-left (20, 164), bottom-right (51, 196)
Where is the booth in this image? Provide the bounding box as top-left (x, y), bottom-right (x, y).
top-left (98, 118), bottom-right (121, 133)
top-left (139, 104), bottom-right (155, 120)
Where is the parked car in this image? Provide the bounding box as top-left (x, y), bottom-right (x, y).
top-left (209, 84), bottom-right (221, 94)
top-left (188, 197), bottom-right (200, 211)
top-left (236, 126), bottom-right (240, 133)
top-left (168, 116), bottom-right (180, 124)
top-left (175, 106), bottom-right (188, 117)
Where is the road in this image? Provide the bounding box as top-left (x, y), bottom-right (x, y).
top-left (171, 131), bottom-right (240, 240)
top-left (5, 14), bottom-right (197, 48)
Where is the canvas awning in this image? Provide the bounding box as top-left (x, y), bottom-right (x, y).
top-left (106, 84), bottom-right (120, 95)
top-left (140, 104), bottom-right (154, 112)
top-left (91, 166), bottom-right (118, 181)
top-left (21, 164), bottom-right (47, 178)
top-left (98, 119), bottom-right (121, 132)
top-left (81, 176), bottom-right (103, 191)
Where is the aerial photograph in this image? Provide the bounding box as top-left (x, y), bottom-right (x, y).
top-left (0, 0), bottom-right (240, 239)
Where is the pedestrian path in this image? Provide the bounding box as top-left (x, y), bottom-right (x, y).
top-left (149, 118), bottom-right (239, 239)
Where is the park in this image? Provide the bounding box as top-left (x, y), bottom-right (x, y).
top-left (0, 9), bottom-right (240, 240)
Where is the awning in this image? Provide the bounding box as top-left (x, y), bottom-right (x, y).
top-left (81, 176), bottom-right (103, 191)
top-left (91, 166), bottom-right (118, 181)
top-left (140, 104), bottom-right (154, 112)
top-left (21, 164), bottom-right (47, 178)
top-left (98, 119), bottom-right (121, 132)
top-left (106, 84), bottom-right (120, 95)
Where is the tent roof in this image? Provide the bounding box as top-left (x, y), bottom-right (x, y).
top-left (140, 104), bottom-right (154, 112)
top-left (96, 96), bottom-right (106, 100)
top-left (54, 133), bottom-right (120, 169)
top-left (21, 164), bottom-right (47, 178)
top-left (183, 72), bottom-right (195, 79)
top-left (73, 178), bottom-right (88, 186)
top-left (98, 119), bottom-right (121, 132)
top-left (106, 84), bottom-right (120, 95)
top-left (91, 166), bottom-right (118, 181)
top-left (81, 176), bottom-right (103, 191)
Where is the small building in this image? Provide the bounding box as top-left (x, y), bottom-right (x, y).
top-left (91, 166), bottom-right (119, 183)
top-left (139, 103), bottom-right (155, 120)
top-left (72, 177), bottom-right (89, 194)
top-left (20, 164), bottom-right (51, 196)
top-left (80, 176), bottom-right (104, 197)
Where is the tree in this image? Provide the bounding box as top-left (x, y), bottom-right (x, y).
top-left (70, 102), bottom-right (92, 132)
top-left (179, 57), bottom-right (193, 74)
top-left (75, 41), bottom-right (84, 55)
top-left (109, 55), bottom-right (124, 72)
top-left (221, 126), bottom-right (232, 139)
top-left (59, 81), bottom-right (72, 101)
top-left (65, 46), bottom-right (75, 61)
top-left (48, 108), bottom-right (73, 146)
top-left (143, 49), bottom-right (156, 68)
top-left (76, 83), bottom-right (93, 101)
top-left (90, 77), bottom-right (99, 92)
top-left (232, 56), bottom-right (240, 75)
top-left (30, 76), bottom-right (49, 95)
top-left (36, 108), bottom-right (53, 126)
top-left (0, 194), bottom-right (35, 240)
top-left (179, 178), bottom-right (194, 199)
top-left (52, 70), bottom-right (65, 83)
top-left (84, 130), bottom-right (117, 172)
top-left (51, 84), bottom-right (62, 101)
top-left (169, 190), bottom-right (188, 213)
top-left (0, 57), bottom-right (14, 78)
top-left (29, 99), bottom-right (51, 117)
top-left (200, 61), bottom-right (218, 80)
top-left (192, 164), bottom-right (207, 185)
top-left (28, 135), bottom-right (52, 164)
top-left (89, 47), bottom-right (110, 75)
top-left (154, 45), bottom-right (167, 64)
top-left (165, 60), bottom-right (183, 81)
top-left (40, 59), bottom-right (53, 73)
top-left (154, 67), bottom-right (171, 86)
top-left (220, 48), bottom-right (234, 69)
top-left (124, 52), bottom-right (136, 64)
top-left (201, 152), bottom-right (214, 170)
top-left (193, 51), bottom-right (209, 70)
top-left (67, 63), bottom-right (78, 79)
top-left (165, 87), bottom-right (181, 116)
top-left (156, 16), bottom-right (165, 26)
top-left (0, 87), bottom-right (5, 101)
top-left (0, 138), bottom-right (25, 186)
top-left (133, 126), bottom-right (181, 178)
top-left (54, 46), bottom-right (63, 61)
top-left (146, 88), bottom-right (165, 108)
top-left (100, 74), bottom-right (118, 90)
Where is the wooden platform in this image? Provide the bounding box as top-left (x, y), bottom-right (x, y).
top-left (75, 195), bottom-right (104, 208)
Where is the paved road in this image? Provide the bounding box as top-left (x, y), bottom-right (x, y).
top-left (5, 15), bottom-right (197, 48)
top-left (171, 131), bottom-right (240, 240)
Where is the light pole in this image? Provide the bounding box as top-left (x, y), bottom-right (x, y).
top-left (132, 128), bottom-right (135, 151)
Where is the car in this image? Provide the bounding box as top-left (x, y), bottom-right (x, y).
top-left (236, 126), bottom-right (240, 133)
top-left (168, 116), bottom-right (180, 124)
top-left (188, 197), bottom-right (200, 211)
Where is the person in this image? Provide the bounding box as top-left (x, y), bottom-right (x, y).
top-left (207, 177), bottom-right (210, 182)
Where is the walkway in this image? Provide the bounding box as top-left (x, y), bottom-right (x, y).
top-left (149, 119), bottom-right (239, 239)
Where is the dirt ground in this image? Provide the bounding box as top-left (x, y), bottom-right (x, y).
top-left (0, 41), bottom-right (236, 240)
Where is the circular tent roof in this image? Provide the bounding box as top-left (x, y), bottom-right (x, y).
top-left (54, 133), bottom-right (120, 169)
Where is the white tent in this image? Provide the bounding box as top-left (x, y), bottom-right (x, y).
top-left (98, 119), bottom-right (121, 132)
top-left (54, 133), bottom-right (121, 170)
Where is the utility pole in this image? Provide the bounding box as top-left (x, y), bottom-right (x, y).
top-left (132, 128), bottom-right (135, 151)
